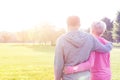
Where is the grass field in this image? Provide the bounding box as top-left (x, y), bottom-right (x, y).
top-left (0, 44), bottom-right (120, 80)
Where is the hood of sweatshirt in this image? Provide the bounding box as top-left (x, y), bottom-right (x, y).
top-left (64, 31), bottom-right (89, 48)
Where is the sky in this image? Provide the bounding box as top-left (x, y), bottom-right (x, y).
top-left (0, 0), bottom-right (120, 32)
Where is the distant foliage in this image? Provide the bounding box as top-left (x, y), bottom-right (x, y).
top-left (101, 17), bottom-right (113, 41)
top-left (33, 23), bottom-right (65, 45)
top-left (0, 23), bottom-right (66, 44)
top-left (112, 11), bottom-right (120, 42)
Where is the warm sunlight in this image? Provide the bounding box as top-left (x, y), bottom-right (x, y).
top-left (0, 0), bottom-right (120, 80)
top-left (0, 0), bottom-right (119, 31)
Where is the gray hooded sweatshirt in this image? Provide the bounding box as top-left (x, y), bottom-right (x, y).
top-left (54, 30), bottom-right (112, 80)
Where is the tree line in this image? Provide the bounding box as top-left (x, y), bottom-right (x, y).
top-left (0, 11), bottom-right (120, 44)
top-left (102, 11), bottom-right (120, 42)
top-left (0, 23), bottom-right (65, 45)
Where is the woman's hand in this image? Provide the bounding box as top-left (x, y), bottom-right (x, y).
top-left (63, 66), bottom-right (74, 74)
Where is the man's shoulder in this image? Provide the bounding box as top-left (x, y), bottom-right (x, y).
top-left (80, 31), bottom-right (92, 36)
top-left (57, 34), bottom-right (65, 40)
top-left (80, 31), bottom-right (93, 40)
top-left (56, 34), bottom-right (65, 43)
top-left (98, 37), bottom-right (108, 43)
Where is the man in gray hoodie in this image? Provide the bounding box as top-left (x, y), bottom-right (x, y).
top-left (54, 16), bottom-right (112, 80)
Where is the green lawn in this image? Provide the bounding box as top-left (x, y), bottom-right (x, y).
top-left (0, 44), bottom-right (120, 80)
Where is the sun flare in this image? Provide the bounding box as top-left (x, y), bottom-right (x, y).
top-left (0, 0), bottom-right (119, 32)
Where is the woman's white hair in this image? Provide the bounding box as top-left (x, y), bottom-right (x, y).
top-left (91, 21), bottom-right (106, 36)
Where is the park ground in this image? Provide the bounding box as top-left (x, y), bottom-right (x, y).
top-left (0, 44), bottom-right (120, 80)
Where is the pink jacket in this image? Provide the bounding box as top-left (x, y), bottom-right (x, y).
top-left (64, 37), bottom-right (111, 80)
top-left (91, 37), bottom-right (111, 80)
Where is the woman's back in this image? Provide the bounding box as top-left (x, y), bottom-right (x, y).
top-left (91, 37), bottom-right (111, 80)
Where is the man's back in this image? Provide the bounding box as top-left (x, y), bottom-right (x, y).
top-left (63, 31), bottom-right (94, 67)
top-left (55, 31), bottom-right (95, 80)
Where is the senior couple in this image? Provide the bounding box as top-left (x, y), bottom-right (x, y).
top-left (54, 16), bottom-right (112, 80)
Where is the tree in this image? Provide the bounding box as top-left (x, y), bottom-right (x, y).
top-left (17, 31), bottom-right (29, 43)
top-left (112, 11), bottom-right (120, 42)
top-left (0, 32), bottom-right (12, 43)
top-left (101, 17), bottom-right (113, 41)
top-left (39, 24), bottom-right (65, 46)
top-left (33, 23), bottom-right (65, 46)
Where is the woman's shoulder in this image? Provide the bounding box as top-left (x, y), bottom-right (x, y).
top-left (98, 37), bottom-right (107, 44)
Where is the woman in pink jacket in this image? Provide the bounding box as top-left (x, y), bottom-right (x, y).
top-left (64, 21), bottom-right (111, 80)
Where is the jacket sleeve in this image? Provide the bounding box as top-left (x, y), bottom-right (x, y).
top-left (92, 36), bottom-right (112, 53)
top-left (73, 52), bottom-right (95, 72)
top-left (63, 52), bottom-right (95, 74)
top-left (54, 38), bottom-right (64, 80)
